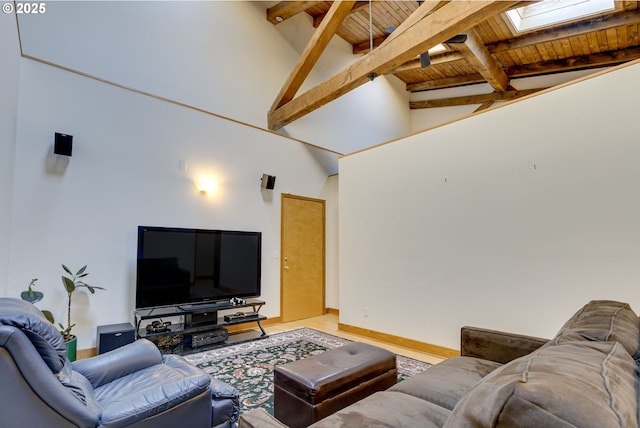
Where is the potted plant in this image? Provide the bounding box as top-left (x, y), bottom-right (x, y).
top-left (59, 265), bottom-right (105, 361)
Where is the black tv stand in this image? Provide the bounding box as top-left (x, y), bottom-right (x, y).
top-left (178, 300), bottom-right (238, 312)
top-left (134, 299), bottom-right (268, 354)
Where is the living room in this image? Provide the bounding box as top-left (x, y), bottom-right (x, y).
top-left (2, 0), bottom-right (640, 364)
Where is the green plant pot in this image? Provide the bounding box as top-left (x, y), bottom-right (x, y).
top-left (65, 336), bottom-right (77, 362)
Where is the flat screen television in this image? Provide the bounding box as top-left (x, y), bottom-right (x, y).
top-left (136, 226), bottom-right (261, 309)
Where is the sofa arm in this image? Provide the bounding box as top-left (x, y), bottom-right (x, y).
top-left (211, 378), bottom-right (240, 428)
top-left (72, 339), bottom-right (162, 388)
top-left (461, 326), bottom-right (548, 364)
top-left (239, 408), bottom-right (289, 428)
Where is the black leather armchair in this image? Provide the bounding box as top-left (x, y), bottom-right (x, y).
top-left (0, 298), bottom-right (239, 428)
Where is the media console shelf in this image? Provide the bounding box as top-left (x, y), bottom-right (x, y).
top-left (134, 299), bottom-right (268, 354)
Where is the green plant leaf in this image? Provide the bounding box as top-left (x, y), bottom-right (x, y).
top-left (62, 264), bottom-right (73, 275)
top-left (76, 265), bottom-right (87, 276)
top-left (20, 290), bottom-right (43, 303)
top-left (62, 276), bottom-right (76, 293)
top-left (42, 310), bottom-right (55, 324)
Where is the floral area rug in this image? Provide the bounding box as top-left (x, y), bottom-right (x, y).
top-left (183, 327), bottom-right (431, 415)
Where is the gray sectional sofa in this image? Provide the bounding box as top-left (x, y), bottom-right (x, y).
top-left (239, 300), bottom-right (640, 427)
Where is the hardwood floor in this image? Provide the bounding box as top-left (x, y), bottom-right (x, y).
top-left (264, 313), bottom-right (445, 365)
top-left (80, 314), bottom-right (447, 364)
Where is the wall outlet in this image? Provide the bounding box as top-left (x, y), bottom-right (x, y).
top-left (363, 306), bottom-right (369, 317)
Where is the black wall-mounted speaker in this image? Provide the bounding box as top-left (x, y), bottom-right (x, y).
top-left (54, 133), bottom-right (73, 156)
top-left (261, 173), bottom-right (276, 190)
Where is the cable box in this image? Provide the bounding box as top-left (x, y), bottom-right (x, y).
top-left (224, 312), bottom-right (259, 322)
top-left (191, 328), bottom-right (228, 348)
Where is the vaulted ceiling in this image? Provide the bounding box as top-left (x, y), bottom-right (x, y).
top-left (265, 1), bottom-right (640, 130)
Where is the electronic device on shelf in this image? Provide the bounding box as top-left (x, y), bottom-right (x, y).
top-left (224, 311), bottom-right (259, 322)
top-left (191, 328), bottom-right (228, 348)
top-left (146, 320), bottom-right (172, 333)
top-left (135, 226), bottom-right (262, 309)
top-left (230, 297), bottom-right (246, 306)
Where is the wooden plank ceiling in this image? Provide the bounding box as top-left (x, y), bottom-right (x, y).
top-left (266, 1), bottom-right (640, 130)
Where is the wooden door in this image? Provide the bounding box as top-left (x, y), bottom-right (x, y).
top-left (281, 194), bottom-right (325, 322)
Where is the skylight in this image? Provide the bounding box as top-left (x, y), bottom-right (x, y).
top-left (429, 44), bottom-right (447, 55)
top-left (506, 0), bottom-right (615, 33)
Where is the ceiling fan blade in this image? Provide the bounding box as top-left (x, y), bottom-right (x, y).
top-left (445, 34), bottom-right (468, 44)
top-left (420, 52), bottom-right (431, 68)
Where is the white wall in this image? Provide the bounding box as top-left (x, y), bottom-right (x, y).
top-left (7, 59), bottom-right (338, 349)
top-left (323, 174), bottom-right (339, 309)
top-left (17, 1), bottom-right (411, 154)
top-left (409, 69), bottom-right (599, 132)
top-left (340, 61), bottom-right (640, 350)
top-left (0, 13), bottom-right (21, 293)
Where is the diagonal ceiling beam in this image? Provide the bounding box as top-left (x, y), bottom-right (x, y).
top-left (377, 1), bottom-right (446, 49)
top-left (474, 100), bottom-right (496, 112)
top-left (392, 9), bottom-right (640, 75)
top-left (268, 1), bottom-right (520, 131)
top-left (353, 1), bottom-right (446, 55)
top-left (266, 1), bottom-right (324, 25)
top-left (455, 29), bottom-right (510, 91)
top-left (270, 0), bottom-right (357, 111)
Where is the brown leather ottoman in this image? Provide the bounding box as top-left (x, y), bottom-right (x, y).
top-left (273, 342), bottom-right (397, 428)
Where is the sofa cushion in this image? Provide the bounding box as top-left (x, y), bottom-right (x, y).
top-left (94, 354), bottom-right (210, 427)
top-left (445, 341), bottom-right (638, 428)
top-left (551, 300), bottom-right (640, 359)
top-left (311, 391), bottom-right (451, 428)
top-left (389, 356), bottom-right (501, 410)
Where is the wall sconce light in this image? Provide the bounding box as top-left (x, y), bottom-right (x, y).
top-left (196, 177), bottom-right (217, 194)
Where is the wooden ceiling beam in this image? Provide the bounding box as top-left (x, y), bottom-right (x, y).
top-left (409, 88), bottom-right (547, 109)
top-left (392, 52), bottom-right (465, 73)
top-left (489, 9), bottom-right (640, 54)
top-left (474, 100), bottom-right (495, 112)
top-left (394, 9), bottom-right (640, 75)
top-left (506, 46), bottom-right (640, 76)
top-left (407, 46), bottom-right (640, 92)
top-left (266, 1), bottom-right (324, 25)
top-left (455, 29), bottom-right (510, 91)
top-left (352, 1), bottom-right (446, 55)
top-left (270, 0), bottom-right (357, 111)
top-left (268, 1), bottom-right (520, 131)
top-left (352, 35), bottom-right (387, 55)
top-left (313, 2), bottom-right (369, 28)
top-left (407, 73), bottom-right (489, 91)
top-left (377, 1), bottom-right (446, 48)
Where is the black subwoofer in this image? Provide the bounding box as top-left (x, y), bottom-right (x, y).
top-left (96, 323), bottom-right (135, 354)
